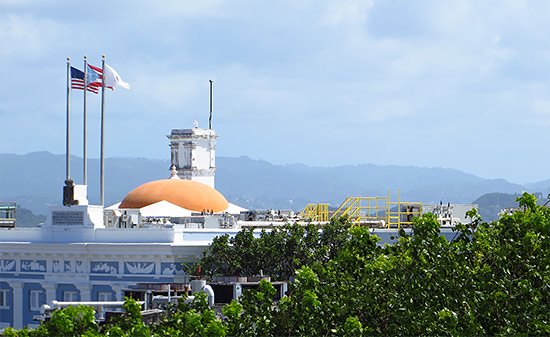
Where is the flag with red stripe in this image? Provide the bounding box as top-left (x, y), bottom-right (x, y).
top-left (85, 64), bottom-right (103, 90)
top-left (87, 64), bottom-right (114, 90)
top-left (70, 66), bottom-right (99, 94)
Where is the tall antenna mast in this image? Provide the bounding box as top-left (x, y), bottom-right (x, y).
top-left (209, 80), bottom-right (213, 129)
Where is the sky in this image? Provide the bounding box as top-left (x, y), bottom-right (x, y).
top-left (1, 0), bottom-right (550, 184)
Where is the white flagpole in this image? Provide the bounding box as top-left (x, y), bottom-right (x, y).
top-left (66, 57), bottom-right (71, 182)
top-left (83, 55), bottom-right (88, 185)
top-left (100, 54), bottom-right (106, 206)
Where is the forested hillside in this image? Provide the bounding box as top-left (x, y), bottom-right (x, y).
top-left (0, 152), bottom-right (530, 217)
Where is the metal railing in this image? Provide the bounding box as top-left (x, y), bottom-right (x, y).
top-left (330, 191), bottom-right (422, 228)
top-left (299, 203), bottom-right (329, 222)
top-left (0, 202), bottom-right (16, 228)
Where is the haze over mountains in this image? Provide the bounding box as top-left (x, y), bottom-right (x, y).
top-left (2, 152), bottom-right (546, 218)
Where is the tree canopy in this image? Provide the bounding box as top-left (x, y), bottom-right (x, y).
top-left (5, 193), bottom-right (549, 336)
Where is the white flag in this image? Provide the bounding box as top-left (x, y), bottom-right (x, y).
top-left (104, 64), bottom-right (130, 90)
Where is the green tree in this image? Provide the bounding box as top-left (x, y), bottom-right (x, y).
top-left (275, 267), bottom-right (322, 337)
top-left (7, 194), bottom-right (549, 336)
top-left (201, 218), bottom-right (351, 280)
top-left (101, 298), bottom-right (150, 337)
top-left (151, 291), bottom-right (226, 337)
top-left (3, 305), bottom-right (100, 337)
top-left (224, 279), bottom-right (277, 337)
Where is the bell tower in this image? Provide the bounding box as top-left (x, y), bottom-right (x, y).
top-left (167, 121), bottom-right (217, 188)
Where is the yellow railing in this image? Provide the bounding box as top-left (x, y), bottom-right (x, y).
top-left (330, 190), bottom-right (422, 228)
top-left (0, 201), bottom-right (16, 228)
top-left (299, 203), bottom-right (329, 222)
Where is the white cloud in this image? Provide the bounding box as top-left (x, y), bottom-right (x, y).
top-left (321, 0), bottom-right (373, 27)
top-left (128, 0), bottom-right (227, 19)
top-left (0, 14), bottom-right (60, 58)
top-left (2, 0), bottom-right (550, 182)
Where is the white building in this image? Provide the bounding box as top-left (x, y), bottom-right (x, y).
top-left (0, 125), bottom-right (242, 330)
top-left (0, 123), bottom-right (468, 330)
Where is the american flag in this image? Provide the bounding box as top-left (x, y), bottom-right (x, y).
top-left (70, 66), bottom-right (101, 94)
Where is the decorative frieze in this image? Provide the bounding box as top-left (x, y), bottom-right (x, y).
top-left (90, 261), bottom-right (118, 274)
top-left (161, 262), bottom-right (186, 275)
top-left (0, 259), bottom-right (16, 272)
top-left (51, 260), bottom-right (74, 274)
top-left (124, 262), bottom-right (155, 275)
top-left (20, 260), bottom-right (46, 272)
top-left (1, 254), bottom-right (191, 278)
top-left (76, 261), bottom-right (87, 274)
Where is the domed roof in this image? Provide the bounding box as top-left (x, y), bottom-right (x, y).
top-left (119, 179), bottom-right (228, 212)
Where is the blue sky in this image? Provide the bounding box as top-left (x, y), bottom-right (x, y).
top-left (1, 0), bottom-right (550, 184)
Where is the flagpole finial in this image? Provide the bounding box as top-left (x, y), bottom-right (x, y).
top-left (102, 54), bottom-right (106, 60)
top-left (67, 57), bottom-right (70, 62)
top-left (84, 55), bottom-right (87, 60)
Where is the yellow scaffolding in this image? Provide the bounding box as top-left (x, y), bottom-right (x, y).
top-left (0, 202), bottom-right (16, 228)
top-left (299, 203), bottom-right (329, 222)
top-left (389, 190), bottom-right (422, 228)
top-left (329, 190), bottom-right (422, 228)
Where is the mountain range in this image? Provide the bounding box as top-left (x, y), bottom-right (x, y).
top-left (0, 152), bottom-right (545, 218)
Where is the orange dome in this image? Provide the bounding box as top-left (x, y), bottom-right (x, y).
top-left (119, 179), bottom-right (228, 212)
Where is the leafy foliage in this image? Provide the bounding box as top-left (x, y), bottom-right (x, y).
top-left (149, 291), bottom-right (226, 337)
top-left (201, 217), bottom-right (351, 280)
top-left (223, 279), bottom-right (277, 337)
top-left (7, 194), bottom-right (550, 336)
top-left (3, 305), bottom-right (99, 337)
top-left (202, 194), bottom-right (549, 336)
top-left (101, 298), bottom-right (150, 337)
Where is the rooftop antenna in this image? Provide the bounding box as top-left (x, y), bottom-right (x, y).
top-left (209, 80), bottom-right (213, 129)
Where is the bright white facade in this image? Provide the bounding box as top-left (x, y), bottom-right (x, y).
top-left (168, 123), bottom-right (217, 188)
top-left (0, 121), bottom-right (467, 330)
top-left (0, 202), bottom-right (246, 329)
top-left (0, 123), bottom-right (231, 330)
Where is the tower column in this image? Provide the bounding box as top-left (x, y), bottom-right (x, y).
top-left (43, 283), bottom-right (57, 305)
top-left (8, 281), bottom-right (23, 329)
top-left (76, 284), bottom-right (91, 301)
top-left (167, 125), bottom-right (217, 188)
